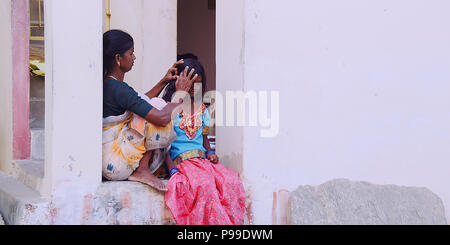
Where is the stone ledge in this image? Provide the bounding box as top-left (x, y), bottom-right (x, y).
top-left (0, 171), bottom-right (49, 225)
top-left (84, 181), bottom-right (175, 225)
top-left (0, 173), bottom-right (249, 225)
top-left (0, 173), bottom-right (174, 225)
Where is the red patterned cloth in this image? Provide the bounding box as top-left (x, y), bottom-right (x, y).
top-left (165, 158), bottom-right (246, 225)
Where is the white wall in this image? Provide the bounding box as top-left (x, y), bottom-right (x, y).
top-left (43, 0), bottom-right (103, 204)
top-left (110, 0), bottom-right (177, 94)
top-left (0, 0), bottom-right (13, 175)
top-left (142, 0), bottom-right (178, 93)
top-left (216, 0), bottom-right (245, 174)
top-left (218, 0), bottom-right (450, 224)
top-left (109, 0), bottom-right (144, 91)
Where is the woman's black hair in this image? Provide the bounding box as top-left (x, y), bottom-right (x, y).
top-left (103, 29), bottom-right (134, 79)
top-left (162, 54), bottom-right (207, 102)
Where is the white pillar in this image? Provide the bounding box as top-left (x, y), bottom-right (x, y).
top-left (43, 0), bottom-right (103, 207)
top-left (0, 0), bottom-right (13, 174)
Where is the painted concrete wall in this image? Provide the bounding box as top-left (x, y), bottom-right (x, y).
top-left (218, 0), bottom-right (450, 224)
top-left (109, 0), bottom-right (177, 95)
top-left (216, 0), bottom-right (245, 175)
top-left (12, 0), bottom-right (31, 160)
top-left (42, 0), bottom-right (103, 207)
top-left (0, 0), bottom-right (14, 175)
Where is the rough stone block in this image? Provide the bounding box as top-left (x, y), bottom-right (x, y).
top-left (289, 179), bottom-right (447, 225)
top-left (84, 181), bottom-right (175, 225)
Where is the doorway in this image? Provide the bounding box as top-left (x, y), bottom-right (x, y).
top-left (177, 0), bottom-right (216, 140)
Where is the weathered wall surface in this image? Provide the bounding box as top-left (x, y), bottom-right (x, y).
top-left (83, 181), bottom-right (174, 225)
top-left (110, 0), bottom-right (177, 94)
top-left (217, 0), bottom-right (450, 224)
top-left (42, 0), bottom-right (103, 198)
top-left (0, 1), bottom-right (14, 175)
top-left (0, 172), bottom-right (173, 225)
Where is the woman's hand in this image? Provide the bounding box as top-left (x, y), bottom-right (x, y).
top-left (146, 60), bottom-right (185, 99)
top-left (207, 154), bottom-right (219, 164)
top-left (161, 59), bottom-right (184, 84)
top-left (175, 66), bottom-right (198, 92)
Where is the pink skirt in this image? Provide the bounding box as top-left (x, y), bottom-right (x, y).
top-left (165, 158), bottom-right (246, 225)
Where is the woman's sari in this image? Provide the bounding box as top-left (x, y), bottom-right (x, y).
top-left (102, 96), bottom-right (176, 181)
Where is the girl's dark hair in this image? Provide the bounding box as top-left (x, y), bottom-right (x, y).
top-left (162, 55), bottom-right (207, 102)
top-left (103, 30), bottom-right (134, 78)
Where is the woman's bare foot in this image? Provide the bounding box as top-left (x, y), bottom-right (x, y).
top-left (128, 170), bottom-right (168, 192)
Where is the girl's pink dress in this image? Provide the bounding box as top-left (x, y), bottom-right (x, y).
top-left (164, 104), bottom-right (246, 225)
top-left (165, 158), bottom-right (246, 225)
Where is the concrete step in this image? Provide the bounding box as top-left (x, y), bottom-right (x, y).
top-left (30, 75), bottom-right (45, 100)
top-left (30, 75), bottom-right (45, 129)
top-left (30, 98), bottom-right (45, 129)
top-left (30, 129), bottom-right (44, 161)
top-left (11, 160), bottom-right (44, 192)
top-left (0, 172), bottom-right (49, 225)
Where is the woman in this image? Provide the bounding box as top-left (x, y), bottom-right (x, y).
top-left (162, 57), bottom-right (246, 225)
top-left (102, 30), bottom-right (197, 191)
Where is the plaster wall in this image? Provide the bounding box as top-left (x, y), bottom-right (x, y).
top-left (109, 0), bottom-right (177, 94)
top-left (12, 0), bottom-right (31, 160)
top-left (0, 0), bottom-right (14, 174)
top-left (218, 0), bottom-right (450, 224)
top-left (216, 0), bottom-right (245, 175)
top-left (42, 0), bottom-right (103, 205)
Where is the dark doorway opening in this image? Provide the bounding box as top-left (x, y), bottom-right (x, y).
top-left (178, 0), bottom-right (216, 139)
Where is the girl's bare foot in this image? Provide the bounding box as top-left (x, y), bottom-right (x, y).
top-left (128, 170), bottom-right (168, 192)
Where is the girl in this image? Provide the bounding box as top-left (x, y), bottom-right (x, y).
top-left (162, 57), bottom-right (246, 225)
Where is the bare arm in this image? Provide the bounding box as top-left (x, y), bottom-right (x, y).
top-left (144, 102), bottom-right (181, 127)
top-left (166, 151), bottom-right (176, 171)
top-left (145, 80), bottom-right (170, 99)
top-left (203, 134), bottom-right (212, 151)
top-left (143, 65), bottom-right (198, 127)
top-left (145, 60), bottom-right (184, 99)
top-left (204, 134), bottom-right (219, 164)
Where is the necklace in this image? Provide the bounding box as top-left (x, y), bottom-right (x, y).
top-left (179, 104), bottom-right (206, 140)
top-left (107, 75), bottom-right (119, 81)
